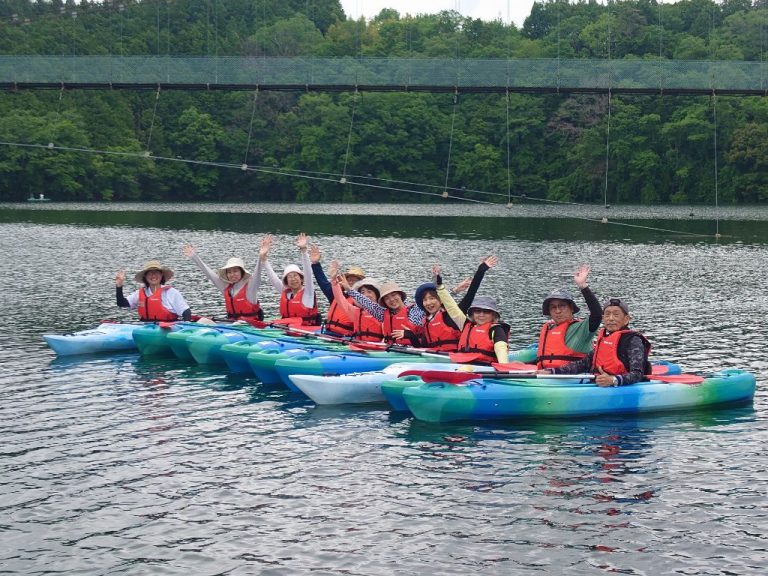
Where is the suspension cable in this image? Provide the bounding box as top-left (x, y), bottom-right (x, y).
top-left (242, 88), bottom-right (260, 167)
top-left (443, 91), bottom-right (458, 199)
top-left (340, 89), bottom-right (359, 184)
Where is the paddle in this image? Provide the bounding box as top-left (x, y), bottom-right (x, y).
top-left (417, 370), bottom-right (705, 385)
top-left (347, 341), bottom-right (482, 362)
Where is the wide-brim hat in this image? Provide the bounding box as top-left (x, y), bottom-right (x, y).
top-left (352, 277), bottom-right (381, 300)
top-left (282, 264), bottom-right (304, 285)
top-left (134, 260), bottom-right (174, 284)
top-left (468, 295), bottom-right (500, 316)
top-left (218, 257), bottom-right (251, 283)
top-left (414, 282), bottom-right (438, 311)
top-left (344, 266), bottom-right (366, 281)
top-left (542, 288), bottom-right (580, 316)
top-left (378, 281), bottom-right (406, 306)
top-left (603, 298), bottom-right (630, 314)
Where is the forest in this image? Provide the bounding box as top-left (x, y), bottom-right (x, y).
top-left (0, 0), bottom-right (766, 204)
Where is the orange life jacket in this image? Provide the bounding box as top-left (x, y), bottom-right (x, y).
top-left (423, 309), bottom-right (461, 352)
top-left (536, 319), bottom-right (587, 369)
top-left (279, 287), bottom-right (320, 326)
top-left (223, 283), bottom-right (263, 322)
top-left (138, 286), bottom-right (178, 322)
top-left (458, 321), bottom-right (508, 364)
top-left (591, 328), bottom-right (651, 375)
top-left (325, 296), bottom-right (355, 337)
top-left (383, 305), bottom-right (421, 345)
top-left (353, 308), bottom-right (385, 342)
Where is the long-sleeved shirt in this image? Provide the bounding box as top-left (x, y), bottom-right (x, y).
top-left (348, 289), bottom-right (425, 326)
top-left (553, 330), bottom-right (647, 385)
top-left (247, 249), bottom-right (315, 308)
top-left (560, 286), bottom-right (603, 353)
top-left (312, 262), bottom-right (334, 303)
top-left (189, 252), bottom-right (251, 298)
top-left (436, 283), bottom-right (508, 362)
top-left (116, 285), bottom-right (191, 320)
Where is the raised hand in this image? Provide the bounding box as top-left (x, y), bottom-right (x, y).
top-left (115, 269), bottom-right (125, 287)
top-left (574, 264), bottom-right (591, 289)
top-left (182, 244), bottom-right (195, 258)
top-left (296, 233), bottom-right (308, 251)
top-left (309, 243), bottom-right (321, 264)
top-left (431, 263), bottom-right (442, 278)
top-left (259, 234), bottom-right (273, 262)
top-left (336, 273), bottom-right (351, 291)
top-left (328, 260), bottom-right (340, 279)
top-left (451, 277), bottom-right (471, 294)
top-left (483, 255), bottom-right (498, 268)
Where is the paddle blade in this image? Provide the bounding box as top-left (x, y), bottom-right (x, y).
top-left (448, 352), bottom-right (482, 363)
top-left (420, 371), bottom-right (480, 384)
top-left (348, 342), bottom-right (386, 352)
top-left (493, 361), bottom-right (537, 371)
top-left (158, 321), bottom-right (176, 330)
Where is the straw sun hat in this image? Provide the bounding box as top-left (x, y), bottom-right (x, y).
top-left (134, 260), bottom-right (174, 284)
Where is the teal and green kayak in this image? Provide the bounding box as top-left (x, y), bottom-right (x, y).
top-left (402, 368), bottom-right (756, 423)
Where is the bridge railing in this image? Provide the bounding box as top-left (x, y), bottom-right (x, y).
top-left (1, 56), bottom-right (766, 94)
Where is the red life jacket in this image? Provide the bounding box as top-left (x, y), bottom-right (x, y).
top-left (591, 328), bottom-right (652, 375)
top-left (353, 308), bottom-right (384, 342)
top-left (423, 309), bottom-right (461, 352)
top-left (279, 287), bottom-right (320, 326)
top-left (458, 321), bottom-right (508, 364)
top-left (223, 283), bottom-right (263, 322)
top-left (138, 286), bottom-right (178, 322)
top-left (383, 304), bottom-right (421, 346)
top-left (325, 296), bottom-right (355, 337)
top-left (536, 319), bottom-right (587, 369)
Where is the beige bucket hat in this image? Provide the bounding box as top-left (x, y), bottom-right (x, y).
top-left (134, 260), bottom-right (174, 284)
top-left (218, 257), bottom-right (251, 283)
top-left (378, 281), bottom-right (406, 306)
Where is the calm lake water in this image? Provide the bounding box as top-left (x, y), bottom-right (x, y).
top-left (1, 202), bottom-right (766, 575)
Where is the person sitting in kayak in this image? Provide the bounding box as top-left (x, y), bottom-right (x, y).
top-left (536, 264), bottom-right (603, 370)
top-left (115, 260), bottom-right (191, 321)
top-left (250, 233), bottom-right (320, 327)
top-left (329, 264), bottom-right (385, 343)
top-left (414, 256), bottom-right (498, 352)
top-left (436, 279), bottom-right (510, 364)
top-left (308, 243), bottom-right (365, 338)
top-left (542, 298), bottom-right (651, 387)
top-left (346, 279), bottom-right (424, 346)
top-left (183, 244), bottom-right (263, 324)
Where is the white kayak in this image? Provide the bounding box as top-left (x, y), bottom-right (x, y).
top-left (43, 322), bottom-right (141, 356)
top-left (288, 362), bottom-right (497, 405)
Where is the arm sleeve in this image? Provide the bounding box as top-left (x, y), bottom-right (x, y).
top-left (436, 284), bottom-right (467, 329)
top-left (165, 288), bottom-right (191, 316)
top-left (349, 290), bottom-right (384, 322)
top-left (116, 286), bottom-right (130, 308)
top-left (312, 262), bottom-right (334, 303)
top-left (190, 253), bottom-right (227, 291)
top-left (300, 251), bottom-right (315, 308)
top-left (458, 262), bottom-right (490, 312)
top-left (491, 324), bottom-right (509, 363)
top-left (331, 281), bottom-right (357, 319)
top-left (552, 351), bottom-right (594, 375)
top-left (246, 260), bottom-right (263, 304)
top-left (264, 260), bottom-right (284, 293)
top-left (616, 335), bottom-right (647, 386)
top-left (582, 286), bottom-right (603, 333)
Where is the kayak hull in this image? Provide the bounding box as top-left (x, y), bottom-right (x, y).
top-left (403, 369), bottom-right (756, 423)
top-left (289, 362), bottom-right (468, 404)
top-left (275, 353), bottom-right (440, 391)
top-left (43, 323), bottom-right (140, 356)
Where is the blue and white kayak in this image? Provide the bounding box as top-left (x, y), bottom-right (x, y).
top-left (43, 322), bottom-right (142, 356)
top-left (289, 362), bottom-right (497, 404)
